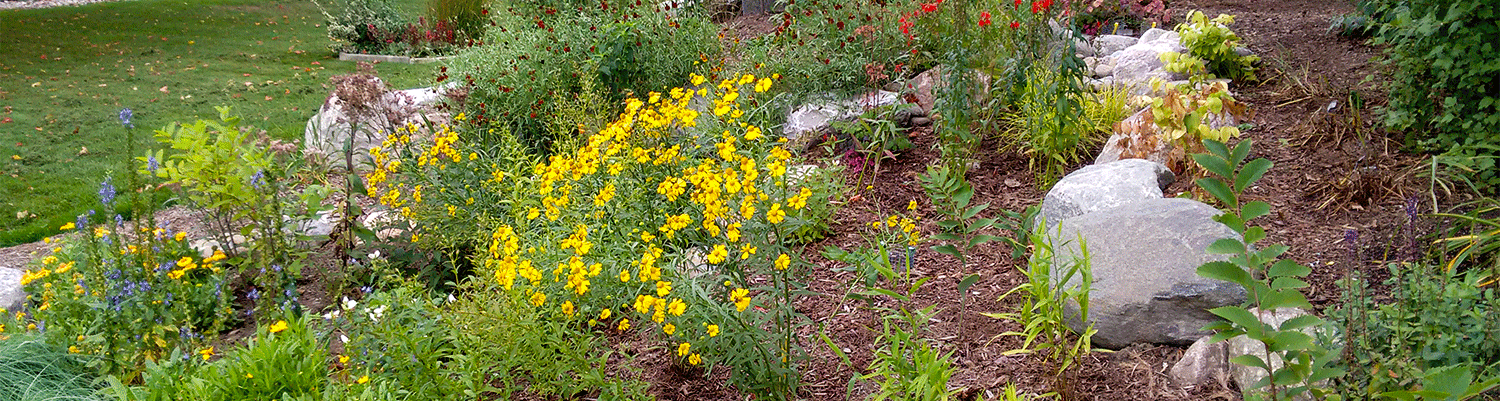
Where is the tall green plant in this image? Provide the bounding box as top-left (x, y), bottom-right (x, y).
top-left (987, 219), bottom-right (1094, 399)
top-left (1190, 139), bottom-right (1344, 400)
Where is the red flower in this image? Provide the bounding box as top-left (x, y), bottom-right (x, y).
top-left (1014, 0), bottom-right (1022, 8)
top-left (978, 11), bottom-right (991, 27)
top-left (1010, 21), bottom-right (1020, 28)
top-left (921, 2), bottom-right (937, 13)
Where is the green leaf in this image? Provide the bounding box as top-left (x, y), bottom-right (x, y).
top-left (931, 244), bottom-right (961, 259)
top-left (958, 274), bottom-right (980, 296)
top-left (1197, 261), bottom-right (1252, 287)
top-left (1193, 152), bottom-right (1233, 179)
top-left (963, 203), bottom-right (991, 220)
top-left (1236, 158), bottom-right (1273, 193)
top-left (1197, 177), bottom-right (1237, 206)
top-left (1207, 238), bottom-right (1247, 254)
top-left (1278, 315), bottom-right (1323, 331)
top-left (1242, 201), bottom-right (1271, 221)
top-left (1203, 139), bottom-right (1232, 161)
top-left (1210, 306), bottom-right (1265, 336)
top-left (1230, 139), bottom-right (1253, 166)
top-left (1259, 290), bottom-right (1313, 310)
top-left (1267, 330), bottom-right (1314, 352)
top-left (1268, 259), bottom-right (1310, 277)
top-left (1270, 276), bottom-right (1310, 290)
top-left (1229, 354), bottom-right (1270, 371)
top-left (1243, 226), bottom-right (1267, 246)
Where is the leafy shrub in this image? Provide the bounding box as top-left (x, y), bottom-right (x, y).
top-left (447, 0), bottom-right (719, 151)
top-left (1365, 0), bottom-right (1500, 191)
top-left (1145, 79), bottom-right (1248, 173)
top-left (149, 107), bottom-right (326, 320)
top-left (1167, 11), bottom-right (1258, 82)
top-left (315, 0), bottom-right (408, 53)
top-left (368, 74), bottom-right (820, 399)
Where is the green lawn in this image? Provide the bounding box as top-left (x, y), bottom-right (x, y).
top-left (0, 0), bottom-right (436, 246)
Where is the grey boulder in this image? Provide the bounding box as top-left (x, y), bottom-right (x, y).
top-left (1036, 159), bottom-right (1174, 228)
top-left (0, 267), bottom-right (24, 313)
top-left (1048, 198), bottom-right (1247, 349)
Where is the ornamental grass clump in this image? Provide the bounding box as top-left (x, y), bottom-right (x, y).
top-left (370, 73), bottom-right (826, 399)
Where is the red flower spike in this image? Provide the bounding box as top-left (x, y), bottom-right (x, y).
top-left (978, 11), bottom-right (991, 27)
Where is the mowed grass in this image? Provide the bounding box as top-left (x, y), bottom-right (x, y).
top-left (0, 0), bottom-right (436, 246)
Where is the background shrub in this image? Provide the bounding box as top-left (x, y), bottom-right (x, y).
top-left (1365, 0), bottom-right (1500, 190)
top-left (446, 0), bottom-right (719, 152)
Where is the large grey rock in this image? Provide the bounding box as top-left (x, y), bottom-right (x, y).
top-left (0, 267), bottom-right (24, 313)
top-left (1048, 198), bottom-right (1247, 349)
top-left (1094, 34), bottom-right (1140, 57)
top-left (1171, 336), bottom-right (1229, 389)
top-left (782, 91), bottom-right (903, 152)
top-left (304, 81), bottom-right (453, 171)
top-left (1101, 28), bottom-right (1187, 95)
top-left (1228, 308), bottom-right (1325, 401)
top-left (1036, 159), bottom-right (1174, 228)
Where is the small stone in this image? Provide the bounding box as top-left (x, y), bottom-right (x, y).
top-left (0, 267), bottom-right (26, 313)
top-left (910, 117), bottom-right (932, 126)
top-left (1170, 336), bottom-right (1228, 388)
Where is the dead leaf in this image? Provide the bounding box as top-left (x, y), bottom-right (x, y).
top-left (78, 146), bottom-right (89, 155)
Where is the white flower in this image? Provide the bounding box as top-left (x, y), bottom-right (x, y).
top-left (341, 296), bottom-right (358, 311)
top-left (368, 305), bottom-right (388, 322)
top-left (340, 334), bottom-right (349, 344)
top-left (322, 310), bottom-right (341, 320)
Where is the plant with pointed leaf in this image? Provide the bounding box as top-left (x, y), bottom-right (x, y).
top-left (1191, 139), bottom-right (1344, 400)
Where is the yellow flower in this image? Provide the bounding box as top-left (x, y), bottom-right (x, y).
top-left (618, 318), bottom-right (631, 331)
top-left (339, 355), bottom-right (350, 365)
top-left (739, 244), bottom-right (757, 259)
top-left (706, 244), bottom-right (728, 265)
top-left (174, 232), bottom-right (187, 241)
top-left (656, 280), bottom-right (672, 297)
top-left (357, 375), bottom-right (370, 384)
top-left (529, 291), bottom-right (546, 307)
top-left (200, 347), bottom-right (214, 361)
top-left (690, 73), bottom-right (706, 87)
top-left (203, 250), bottom-right (227, 264)
top-left (707, 324), bottom-right (720, 337)
top-left (663, 323), bottom-right (676, 335)
top-left (60, 222), bottom-right (75, 230)
top-left (908, 200), bottom-right (919, 210)
top-left (766, 203), bottom-right (786, 224)
top-left (599, 308), bottom-right (612, 320)
top-left (69, 345), bottom-right (81, 354)
top-left (561, 301), bottom-right (575, 317)
top-left (730, 288), bottom-right (751, 312)
top-left (755, 77), bottom-right (773, 93)
top-left (667, 298), bottom-right (686, 316)
top-left (526, 207), bottom-right (540, 220)
top-left (268, 320), bottom-right (289, 334)
top-left (744, 125), bottom-right (763, 141)
top-left (619, 269), bottom-right (631, 282)
top-left (677, 342), bottom-right (691, 357)
top-left (176, 256), bottom-right (194, 268)
top-left (775, 253), bottom-right (790, 271)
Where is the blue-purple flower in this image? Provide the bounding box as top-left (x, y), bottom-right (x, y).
top-left (99, 179), bottom-right (116, 205)
top-left (119, 108), bottom-right (133, 128)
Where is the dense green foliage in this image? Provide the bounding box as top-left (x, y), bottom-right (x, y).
top-left (1365, 0), bottom-right (1500, 191)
